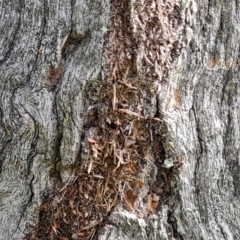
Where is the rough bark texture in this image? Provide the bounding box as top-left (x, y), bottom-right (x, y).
top-left (0, 0), bottom-right (110, 239)
top-left (169, 1), bottom-right (240, 239)
top-left (0, 0), bottom-right (239, 240)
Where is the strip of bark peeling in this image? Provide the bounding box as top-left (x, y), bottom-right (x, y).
top-left (26, 0), bottom-right (183, 239)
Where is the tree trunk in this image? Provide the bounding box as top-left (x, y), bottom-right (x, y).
top-left (0, 0), bottom-right (239, 240)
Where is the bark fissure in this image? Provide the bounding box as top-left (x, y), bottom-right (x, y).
top-left (167, 210), bottom-right (184, 240)
top-left (12, 174), bottom-right (35, 238)
top-left (191, 100), bottom-right (203, 211)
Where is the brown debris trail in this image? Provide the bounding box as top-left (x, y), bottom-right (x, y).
top-left (27, 0), bottom-right (183, 239)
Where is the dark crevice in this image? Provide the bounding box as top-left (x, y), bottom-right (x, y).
top-left (50, 92), bottom-right (63, 183)
top-left (191, 98), bottom-right (203, 211)
top-left (217, 219), bottom-right (227, 240)
top-left (70, 0), bottom-right (76, 36)
top-left (51, 124), bottom-right (63, 182)
top-left (219, 225), bottom-right (227, 240)
top-left (154, 94), bottom-right (160, 118)
top-left (168, 211), bottom-right (184, 240)
top-left (11, 174), bottom-right (35, 238)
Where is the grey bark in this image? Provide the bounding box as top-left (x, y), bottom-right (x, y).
top-left (0, 0), bottom-right (110, 239)
top-left (0, 0), bottom-right (239, 240)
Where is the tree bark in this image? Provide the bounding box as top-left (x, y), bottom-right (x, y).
top-left (0, 0), bottom-right (239, 240)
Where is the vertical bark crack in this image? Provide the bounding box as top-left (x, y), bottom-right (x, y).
top-left (12, 175), bottom-right (35, 238)
top-left (191, 100), bottom-right (203, 212)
